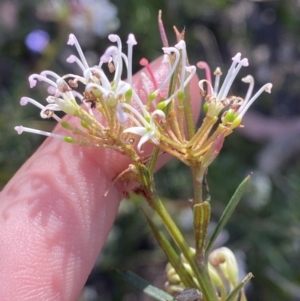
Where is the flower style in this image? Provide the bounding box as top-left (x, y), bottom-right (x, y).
top-left (154, 40), bottom-right (197, 110)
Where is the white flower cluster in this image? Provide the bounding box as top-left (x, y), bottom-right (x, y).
top-left (15, 33), bottom-right (196, 153)
top-left (198, 53), bottom-right (272, 126)
top-left (15, 32), bottom-right (272, 161)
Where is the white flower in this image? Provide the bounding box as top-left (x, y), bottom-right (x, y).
top-left (14, 125), bottom-right (64, 140)
top-left (198, 53), bottom-right (249, 116)
top-left (209, 247), bottom-right (239, 286)
top-left (20, 97), bottom-right (61, 122)
top-left (222, 75), bottom-right (272, 127)
top-left (28, 73), bottom-right (79, 115)
top-left (85, 33), bottom-right (136, 102)
top-left (237, 75), bottom-right (272, 119)
top-left (215, 53), bottom-right (249, 101)
top-left (198, 53), bottom-right (272, 122)
top-left (117, 103), bottom-right (165, 152)
top-left (154, 41), bottom-right (197, 110)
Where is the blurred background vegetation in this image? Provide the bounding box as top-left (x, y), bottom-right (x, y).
top-left (1, 0), bottom-right (300, 300)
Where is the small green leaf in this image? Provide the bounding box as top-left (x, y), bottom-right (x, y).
top-left (194, 201), bottom-right (211, 258)
top-left (114, 269), bottom-right (174, 301)
top-left (144, 211), bottom-right (197, 289)
top-left (206, 174), bottom-right (251, 253)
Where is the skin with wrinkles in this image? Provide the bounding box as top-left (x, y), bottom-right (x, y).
top-left (0, 57), bottom-right (200, 301)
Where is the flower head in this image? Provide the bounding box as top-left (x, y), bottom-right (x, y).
top-left (16, 25), bottom-right (272, 169)
top-left (15, 32), bottom-right (172, 161)
top-left (198, 53), bottom-right (249, 117)
top-left (197, 53), bottom-right (272, 130)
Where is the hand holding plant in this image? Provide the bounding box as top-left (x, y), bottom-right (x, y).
top-left (0, 12), bottom-right (272, 301)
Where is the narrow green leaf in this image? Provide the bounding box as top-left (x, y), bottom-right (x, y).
top-left (224, 273), bottom-right (253, 301)
top-left (151, 198), bottom-right (219, 301)
top-left (194, 201), bottom-right (211, 257)
top-left (114, 269), bottom-right (173, 301)
top-left (144, 211), bottom-right (198, 289)
top-left (206, 174), bottom-right (251, 253)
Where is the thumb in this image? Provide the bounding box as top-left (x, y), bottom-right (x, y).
top-left (0, 57), bottom-right (200, 301)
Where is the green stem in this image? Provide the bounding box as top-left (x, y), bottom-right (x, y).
top-left (192, 167), bottom-right (203, 204)
top-left (151, 197), bottom-right (218, 301)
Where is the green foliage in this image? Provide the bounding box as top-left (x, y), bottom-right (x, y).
top-left (115, 270), bottom-right (173, 301)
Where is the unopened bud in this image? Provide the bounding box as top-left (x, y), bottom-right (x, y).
top-left (209, 247), bottom-right (239, 285)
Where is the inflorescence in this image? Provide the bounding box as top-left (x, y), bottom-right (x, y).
top-left (15, 32), bottom-right (272, 166)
